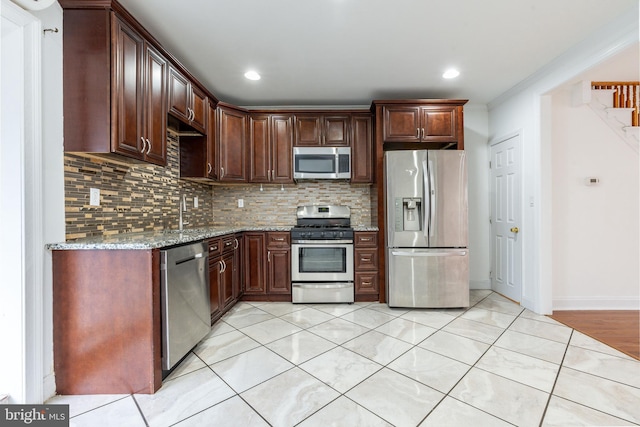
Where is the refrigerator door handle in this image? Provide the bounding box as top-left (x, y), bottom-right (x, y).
top-left (391, 250), bottom-right (467, 257)
top-left (422, 159), bottom-right (430, 239)
top-left (428, 159), bottom-right (436, 238)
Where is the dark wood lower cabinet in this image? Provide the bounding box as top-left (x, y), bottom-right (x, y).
top-left (354, 231), bottom-right (380, 302)
top-left (209, 235), bottom-right (240, 324)
top-left (243, 231), bottom-right (291, 301)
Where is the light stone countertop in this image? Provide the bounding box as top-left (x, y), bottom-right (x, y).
top-left (47, 225), bottom-right (378, 250)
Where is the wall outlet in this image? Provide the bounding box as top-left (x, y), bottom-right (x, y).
top-left (194, 196), bottom-right (199, 208)
top-left (237, 198), bottom-right (244, 208)
top-left (90, 188), bottom-right (100, 206)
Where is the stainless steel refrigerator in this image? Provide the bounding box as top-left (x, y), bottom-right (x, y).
top-left (385, 150), bottom-right (469, 308)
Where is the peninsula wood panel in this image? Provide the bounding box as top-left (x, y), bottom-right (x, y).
top-left (52, 249), bottom-right (162, 394)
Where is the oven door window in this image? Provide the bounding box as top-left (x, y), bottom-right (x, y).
top-left (295, 155), bottom-right (336, 174)
top-left (298, 247), bottom-right (346, 273)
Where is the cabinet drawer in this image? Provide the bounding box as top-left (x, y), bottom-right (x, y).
top-left (222, 235), bottom-right (237, 253)
top-left (355, 272), bottom-right (379, 294)
top-left (266, 232), bottom-right (290, 248)
top-left (208, 238), bottom-right (222, 257)
top-left (354, 248), bottom-right (378, 270)
top-left (355, 232), bottom-right (378, 247)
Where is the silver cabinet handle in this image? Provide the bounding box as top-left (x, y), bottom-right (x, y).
top-left (416, 128), bottom-right (420, 138)
top-left (140, 137), bottom-right (146, 153)
top-left (207, 162), bottom-right (212, 174)
top-left (421, 128), bottom-right (425, 139)
top-left (146, 138), bottom-right (151, 154)
top-left (221, 166), bottom-right (225, 178)
top-left (220, 259), bottom-right (226, 273)
top-left (233, 238), bottom-right (239, 250)
top-left (267, 251), bottom-right (271, 262)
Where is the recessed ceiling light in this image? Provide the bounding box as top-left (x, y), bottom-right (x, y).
top-left (244, 70), bottom-right (261, 81)
top-left (442, 69), bottom-right (460, 79)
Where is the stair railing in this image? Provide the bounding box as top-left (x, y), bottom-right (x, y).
top-left (592, 81), bottom-right (639, 126)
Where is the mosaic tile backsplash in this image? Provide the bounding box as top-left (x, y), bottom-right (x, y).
top-left (64, 130), bottom-right (376, 240)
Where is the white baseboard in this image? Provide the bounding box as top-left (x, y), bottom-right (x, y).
top-left (470, 279), bottom-right (491, 290)
top-left (43, 373), bottom-right (56, 402)
top-left (553, 296), bottom-right (640, 310)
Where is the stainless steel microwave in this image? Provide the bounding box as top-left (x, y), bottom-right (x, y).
top-left (293, 146), bottom-right (351, 180)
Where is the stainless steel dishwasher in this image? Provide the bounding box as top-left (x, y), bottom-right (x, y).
top-left (161, 241), bottom-right (210, 371)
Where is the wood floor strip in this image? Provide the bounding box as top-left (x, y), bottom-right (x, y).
top-left (549, 310), bottom-right (640, 360)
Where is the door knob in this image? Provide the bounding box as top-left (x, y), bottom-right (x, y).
top-left (510, 227), bottom-right (519, 233)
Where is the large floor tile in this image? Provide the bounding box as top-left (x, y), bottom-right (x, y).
top-left (46, 394), bottom-right (130, 418)
top-left (135, 368), bottom-right (235, 427)
top-left (542, 395), bottom-right (636, 427)
top-left (553, 367), bottom-right (640, 424)
top-left (460, 307), bottom-right (517, 328)
top-left (193, 330), bottom-right (260, 365)
top-left (442, 317), bottom-right (505, 344)
top-left (474, 297), bottom-right (524, 316)
top-left (450, 368), bottom-right (548, 427)
top-left (297, 396), bottom-right (392, 427)
top-left (307, 317), bottom-right (370, 344)
top-left (300, 347), bottom-right (381, 393)
top-left (266, 330), bottom-right (336, 364)
top-left (520, 309), bottom-right (566, 325)
top-left (222, 307), bottom-right (275, 329)
top-left (279, 307), bottom-right (336, 329)
top-left (240, 368), bottom-right (339, 427)
top-left (420, 396), bottom-right (513, 427)
top-left (173, 396), bottom-right (269, 426)
top-left (346, 368), bottom-right (444, 427)
top-left (508, 317), bottom-right (572, 344)
top-left (211, 346), bottom-right (293, 393)
top-left (469, 289), bottom-right (493, 305)
top-left (388, 347), bottom-right (470, 393)
top-left (343, 330), bottom-right (414, 365)
top-left (339, 308), bottom-right (396, 329)
top-left (418, 330), bottom-right (490, 365)
top-left (570, 330), bottom-right (638, 361)
top-left (164, 351), bottom-right (207, 381)
top-left (493, 330), bottom-right (567, 364)
top-left (207, 320), bottom-right (236, 337)
top-left (563, 345), bottom-right (640, 388)
top-left (400, 310), bottom-right (457, 329)
top-left (69, 396), bottom-right (145, 427)
top-left (365, 302), bottom-right (411, 317)
top-left (255, 302), bottom-right (305, 317)
top-left (239, 317), bottom-right (302, 344)
top-left (374, 317), bottom-right (437, 344)
top-left (475, 346), bottom-right (560, 392)
top-left (310, 303), bottom-right (362, 316)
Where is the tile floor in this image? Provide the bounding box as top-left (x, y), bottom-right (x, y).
top-left (48, 290), bottom-right (640, 427)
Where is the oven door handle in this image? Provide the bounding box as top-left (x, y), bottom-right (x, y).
top-left (291, 240), bottom-right (353, 245)
top-left (293, 283), bottom-right (353, 289)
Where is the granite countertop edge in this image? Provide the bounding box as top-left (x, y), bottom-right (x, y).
top-left (47, 225), bottom-right (379, 250)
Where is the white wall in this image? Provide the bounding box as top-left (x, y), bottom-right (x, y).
top-left (464, 105), bottom-right (491, 289)
top-left (551, 87), bottom-right (639, 309)
top-left (488, 5), bottom-right (638, 313)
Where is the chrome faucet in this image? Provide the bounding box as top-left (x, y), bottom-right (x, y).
top-left (179, 195), bottom-right (189, 231)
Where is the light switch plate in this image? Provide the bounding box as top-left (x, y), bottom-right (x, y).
top-left (90, 188), bottom-right (100, 206)
top-left (194, 196), bottom-right (199, 208)
top-left (238, 198), bottom-right (244, 208)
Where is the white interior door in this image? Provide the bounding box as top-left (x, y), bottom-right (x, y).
top-left (490, 134), bottom-right (522, 302)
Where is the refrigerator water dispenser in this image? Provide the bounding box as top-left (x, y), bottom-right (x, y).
top-left (394, 197), bottom-right (422, 231)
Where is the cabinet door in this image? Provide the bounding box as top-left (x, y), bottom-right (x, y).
top-left (294, 114), bottom-right (322, 146)
top-left (142, 44), bottom-right (167, 166)
top-left (209, 257), bottom-right (221, 322)
top-left (206, 101), bottom-right (217, 179)
top-left (323, 115), bottom-right (350, 146)
top-left (248, 114), bottom-right (270, 182)
top-left (271, 115), bottom-right (293, 182)
top-left (112, 17), bottom-right (144, 159)
top-left (221, 251), bottom-right (235, 308)
top-left (350, 114), bottom-right (373, 183)
top-left (420, 106), bottom-right (457, 142)
top-left (190, 85), bottom-right (207, 133)
top-left (383, 106), bottom-right (421, 142)
top-left (267, 248), bottom-right (291, 294)
top-left (243, 233), bottom-right (266, 294)
top-left (218, 107), bottom-right (247, 182)
top-left (168, 67), bottom-right (190, 123)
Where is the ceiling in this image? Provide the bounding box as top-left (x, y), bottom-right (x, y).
top-left (118, 0), bottom-right (638, 108)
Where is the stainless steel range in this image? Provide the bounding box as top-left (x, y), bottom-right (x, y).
top-left (291, 205), bottom-right (354, 303)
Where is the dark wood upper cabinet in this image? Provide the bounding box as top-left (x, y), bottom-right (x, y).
top-left (179, 99), bottom-right (215, 181)
top-left (294, 114), bottom-right (350, 146)
top-left (249, 114), bottom-right (293, 183)
top-left (217, 105), bottom-right (247, 182)
top-left (350, 114), bottom-right (373, 183)
top-left (168, 66), bottom-right (207, 134)
top-left (62, 9), bottom-right (168, 165)
top-left (382, 102), bottom-right (465, 148)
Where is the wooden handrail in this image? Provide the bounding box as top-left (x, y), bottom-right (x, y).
top-left (592, 81), bottom-right (639, 126)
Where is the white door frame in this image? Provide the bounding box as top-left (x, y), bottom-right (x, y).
top-left (0, 0), bottom-right (44, 404)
